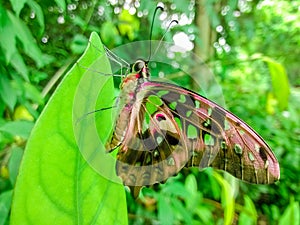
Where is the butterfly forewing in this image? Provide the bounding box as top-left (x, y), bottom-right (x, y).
top-left (144, 82), bottom-right (280, 183)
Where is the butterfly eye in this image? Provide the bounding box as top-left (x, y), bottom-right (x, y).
top-left (132, 60), bottom-right (146, 73)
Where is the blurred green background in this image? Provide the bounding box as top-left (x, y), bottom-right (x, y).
top-left (0, 0), bottom-right (299, 224)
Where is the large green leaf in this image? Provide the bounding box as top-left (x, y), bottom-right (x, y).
top-left (11, 32), bottom-right (127, 225)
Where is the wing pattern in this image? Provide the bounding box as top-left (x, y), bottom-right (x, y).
top-left (106, 80), bottom-right (279, 197)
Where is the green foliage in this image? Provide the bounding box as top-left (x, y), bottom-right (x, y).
top-left (0, 0), bottom-right (299, 224)
top-left (278, 197), bottom-right (299, 225)
top-left (0, 190), bottom-right (13, 225)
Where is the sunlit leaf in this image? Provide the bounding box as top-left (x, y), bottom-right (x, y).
top-left (185, 174), bottom-right (197, 195)
top-left (213, 171), bottom-right (235, 225)
top-left (263, 57), bottom-right (290, 111)
top-left (10, 32), bottom-right (127, 225)
top-left (118, 10), bottom-right (140, 41)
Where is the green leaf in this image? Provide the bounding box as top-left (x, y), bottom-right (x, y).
top-left (118, 10), bottom-right (140, 41)
top-left (8, 146), bottom-right (24, 186)
top-left (238, 195), bottom-right (257, 225)
top-left (7, 11), bottom-right (46, 68)
top-left (100, 21), bottom-right (122, 48)
top-left (163, 181), bottom-right (187, 198)
top-left (70, 34), bottom-right (88, 54)
top-left (27, 0), bottom-right (45, 33)
top-left (9, 0), bottom-right (27, 16)
top-left (10, 32), bottom-right (127, 225)
top-left (10, 51), bottom-right (29, 81)
top-left (0, 8), bottom-right (18, 65)
top-left (0, 190), bottom-right (13, 225)
top-left (185, 174), bottom-right (197, 195)
top-left (54, 0), bottom-right (66, 11)
top-left (171, 197), bottom-right (193, 224)
top-left (23, 82), bottom-right (44, 105)
top-left (279, 198), bottom-right (299, 225)
top-left (158, 196), bottom-right (174, 225)
top-left (213, 171), bottom-right (235, 225)
top-left (0, 121), bottom-right (34, 139)
top-left (0, 75), bottom-right (17, 111)
top-left (262, 57), bottom-right (290, 111)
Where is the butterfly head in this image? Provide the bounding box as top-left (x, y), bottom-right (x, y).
top-left (131, 59), bottom-right (150, 79)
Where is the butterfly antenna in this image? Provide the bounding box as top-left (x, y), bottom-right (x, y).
top-left (148, 6), bottom-right (164, 62)
top-left (152, 19), bottom-right (178, 58)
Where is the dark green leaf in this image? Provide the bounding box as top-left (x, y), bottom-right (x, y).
top-left (27, 0), bottom-right (45, 33)
top-left (9, 0), bottom-right (26, 16)
top-left (163, 181), bottom-right (187, 198)
top-left (0, 8), bottom-right (17, 65)
top-left (9, 51), bottom-right (29, 81)
top-left (8, 146), bottom-right (24, 186)
top-left (238, 195), bottom-right (257, 225)
top-left (100, 21), bottom-right (122, 47)
top-left (54, 0), bottom-right (66, 11)
top-left (279, 198), bottom-right (299, 225)
top-left (23, 82), bottom-right (44, 105)
top-left (0, 121), bottom-right (34, 139)
top-left (70, 34), bottom-right (88, 54)
top-left (0, 190), bottom-right (13, 225)
top-left (0, 75), bottom-right (17, 111)
top-left (7, 11), bottom-right (46, 68)
top-left (158, 196), bottom-right (174, 225)
top-left (171, 197), bottom-right (193, 224)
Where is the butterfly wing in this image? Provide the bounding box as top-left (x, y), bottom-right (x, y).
top-left (112, 87), bottom-right (191, 197)
top-left (107, 80), bottom-right (280, 196)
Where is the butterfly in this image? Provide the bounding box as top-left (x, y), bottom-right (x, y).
top-left (104, 58), bottom-right (280, 198)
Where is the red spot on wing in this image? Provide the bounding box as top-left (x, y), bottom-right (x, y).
top-left (156, 113), bottom-right (166, 121)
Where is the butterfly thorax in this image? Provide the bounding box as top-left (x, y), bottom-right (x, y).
top-left (106, 60), bottom-right (150, 151)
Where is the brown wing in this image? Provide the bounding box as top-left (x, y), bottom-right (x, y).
top-left (107, 81), bottom-right (280, 197)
